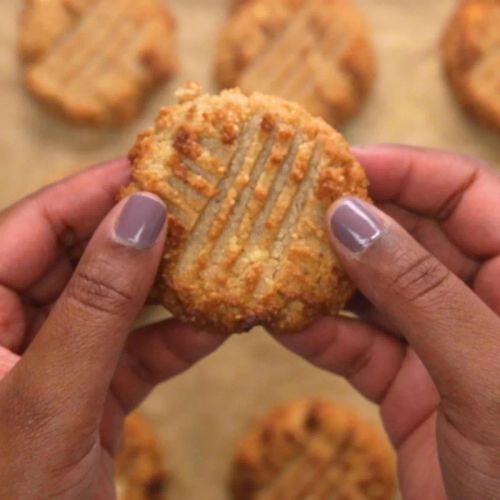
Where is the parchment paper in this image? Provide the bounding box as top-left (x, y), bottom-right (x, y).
top-left (1, 1), bottom-right (499, 499)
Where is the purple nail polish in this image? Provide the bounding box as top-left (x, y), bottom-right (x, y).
top-left (330, 198), bottom-right (384, 253)
top-left (114, 194), bottom-right (166, 249)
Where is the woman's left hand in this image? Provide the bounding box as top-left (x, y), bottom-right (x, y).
top-left (0, 160), bottom-right (223, 499)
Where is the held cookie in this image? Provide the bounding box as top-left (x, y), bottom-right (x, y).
top-left (215, 0), bottom-right (375, 127)
top-left (19, 0), bottom-right (178, 127)
top-left (229, 399), bottom-right (396, 500)
top-left (441, 0), bottom-right (500, 132)
top-left (115, 413), bottom-right (169, 500)
top-left (124, 83), bottom-right (369, 335)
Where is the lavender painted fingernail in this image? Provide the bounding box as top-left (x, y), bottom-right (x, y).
top-left (114, 194), bottom-right (166, 249)
top-left (330, 198), bottom-right (384, 253)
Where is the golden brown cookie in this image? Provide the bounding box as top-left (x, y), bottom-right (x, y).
top-left (230, 0), bottom-right (253, 12)
top-left (229, 399), bottom-right (396, 500)
top-left (123, 83), bottom-right (369, 334)
top-left (215, 0), bottom-right (376, 127)
top-left (115, 413), bottom-right (169, 500)
top-left (19, 0), bottom-right (178, 126)
top-left (441, 0), bottom-right (500, 132)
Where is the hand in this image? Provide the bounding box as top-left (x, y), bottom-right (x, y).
top-left (273, 145), bottom-right (500, 500)
top-left (0, 160), bottom-right (223, 499)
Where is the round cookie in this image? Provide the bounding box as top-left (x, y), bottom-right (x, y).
top-left (441, 0), bottom-right (500, 132)
top-left (230, 0), bottom-right (253, 12)
top-left (229, 399), bottom-right (396, 500)
top-left (215, 0), bottom-right (376, 127)
top-left (19, 0), bottom-right (178, 127)
top-left (115, 413), bottom-right (169, 500)
top-left (124, 83), bottom-right (369, 334)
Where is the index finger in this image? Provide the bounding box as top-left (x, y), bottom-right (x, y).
top-left (353, 145), bottom-right (500, 258)
top-left (0, 347), bottom-right (18, 381)
top-left (0, 159), bottom-right (130, 291)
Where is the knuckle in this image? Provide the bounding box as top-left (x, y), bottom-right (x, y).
top-left (66, 260), bottom-right (134, 317)
top-left (390, 248), bottom-right (451, 304)
top-left (345, 339), bottom-right (375, 380)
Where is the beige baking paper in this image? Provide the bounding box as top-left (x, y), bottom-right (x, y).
top-left (1, 0), bottom-right (499, 498)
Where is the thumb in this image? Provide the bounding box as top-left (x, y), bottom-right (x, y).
top-left (5, 193), bottom-right (167, 425)
top-left (327, 197), bottom-right (500, 406)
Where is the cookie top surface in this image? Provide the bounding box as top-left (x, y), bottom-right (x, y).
top-left (442, 0), bottom-right (500, 132)
top-left (115, 413), bottom-right (169, 500)
top-left (215, 0), bottom-right (375, 126)
top-left (19, 0), bottom-right (177, 126)
top-left (125, 83), bottom-right (369, 335)
top-left (229, 399), bottom-right (396, 500)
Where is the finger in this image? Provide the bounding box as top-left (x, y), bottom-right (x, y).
top-left (111, 319), bottom-right (225, 412)
top-left (397, 412), bottom-right (447, 499)
top-left (273, 316), bottom-right (405, 403)
top-left (353, 145), bottom-right (500, 257)
top-left (19, 306), bottom-right (50, 353)
top-left (379, 203), bottom-right (479, 284)
top-left (0, 347), bottom-right (19, 381)
top-left (345, 292), bottom-right (402, 337)
top-left (0, 159), bottom-right (130, 291)
top-left (380, 348), bottom-right (439, 446)
top-left (4, 193), bottom-right (167, 428)
top-left (344, 202), bottom-right (480, 337)
top-left (474, 255), bottom-right (500, 315)
top-left (28, 240), bottom-right (91, 296)
top-left (100, 390), bottom-right (127, 456)
top-left (0, 286), bottom-right (26, 351)
top-left (272, 318), bottom-right (439, 447)
top-left (26, 256), bottom-right (75, 305)
top-left (25, 239), bottom-right (91, 307)
top-left (328, 197), bottom-right (500, 413)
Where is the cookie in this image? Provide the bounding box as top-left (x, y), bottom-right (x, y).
top-left (19, 0), bottom-right (178, 126)
top-left (215, 0), bottom-right (375, 126)
top-left (229, 399), bottom-right (396, 500)
top-left (441, 0), bottom-right (500, 132)
top-left (230, 0), bottom-right (253, 12)
top-left (115, 413), bottom-right (169, 500)
top-left (123, 82), bottom-right (369, 334)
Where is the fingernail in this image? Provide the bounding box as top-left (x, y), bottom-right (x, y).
top-left (330, 197), bottom-right (384, 253)
top-left (114, 194), bottom-right (166, 249)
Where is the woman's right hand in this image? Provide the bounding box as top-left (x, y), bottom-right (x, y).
top-left (273, 145), bottom-right (500, 499)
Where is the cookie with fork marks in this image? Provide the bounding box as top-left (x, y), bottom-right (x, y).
top-left (229, 399), bottom-right (396, 500)
top-left (216, 0), bottom-right (375, 127)
top-left (19, 0), bottom-right (178, 126)
top-left (123, 82), bottom-right (369, 334)
top-left (115, 412), bottom-right (169, 500)
top-left (441, 0), bottom-right (500, 133)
